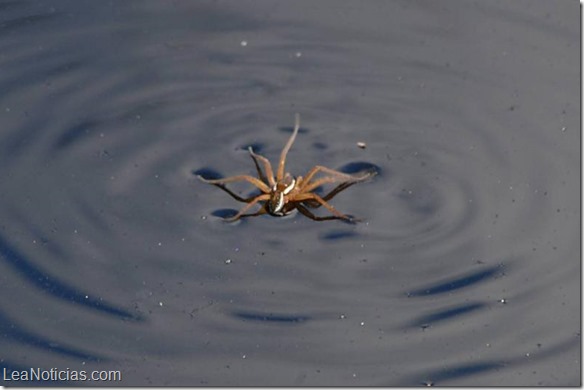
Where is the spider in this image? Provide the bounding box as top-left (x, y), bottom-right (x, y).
top-left (197, 114), bottom-right (377, 222)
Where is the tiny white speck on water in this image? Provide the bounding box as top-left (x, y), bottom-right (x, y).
top-left (240, 40), bottom-right (248, 47)
top-left (360, 322), bottom-right (365, 326)
top-left (242, 354), bottom-right (246, 359)
top-left (85, 295), bottom-right (89, 299)
top-left (225, 259), bottom-right (232, 264)
top-left (561, 126), bottom-right (567, 132)
top-left (295, 51), bottom-right (302, 57)
top-left (201, 215), bottom-right (207, 220)
top-left (499, 298), bottom-right (507, 304)
top-left (159, 302), bottom-right (163, 306)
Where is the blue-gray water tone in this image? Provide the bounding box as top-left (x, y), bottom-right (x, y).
top-left (0, 0), bottom-right (579, 386)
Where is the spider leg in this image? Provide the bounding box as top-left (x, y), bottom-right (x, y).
top-left (248, 147), bottom-right (276, 187)
top-left (296, 204), bottom-right (350, 222)
top-left (276, 113), bottom-right (300, 181)
top-left (224, 194), bottom-right (270, 222)
top-left (240, 203), bottom-right (269, 219)
top-left (294, 192), bottom-right (357, 222)
top-left (197, 174), bottom-right (270, 193)
top-left (300, 165), bottom-right (372, 193)
top-left (210, 184), bottom-right (262, 203)
top-left (303, 181), bottom-right (359, 208)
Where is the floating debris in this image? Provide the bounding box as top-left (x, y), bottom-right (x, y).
top-left (357, 141), bottom-right (367, 149)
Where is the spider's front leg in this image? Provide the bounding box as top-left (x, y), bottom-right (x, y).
top-left (248, 147), bottom-right (276, 187)
top-left (276, 113), bottom-right (300, 181)
top-left (197, 174), bottom-right (271, 194)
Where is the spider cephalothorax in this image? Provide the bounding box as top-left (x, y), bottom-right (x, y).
top-left (197, 114), bottom-right (376, 222)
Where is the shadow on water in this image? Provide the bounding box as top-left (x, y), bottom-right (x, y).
top-left (232, 310), bottom-right (311, 324)
top-left (238, 142), bottom-right (266, 154)
top-left (404, 302), bottom-right (487, 329)
top-left (0, 234), bottom-right (142, 321)
top-left (398, 338), bottom-right (577, 386)
top-left (0, 309), bottom-right (106, 362)
top-left (192, 168), bottom-right (223, 180)
top-left (406, 361), bottom-right (506, 386)
top-left (211, 209), bottom-right (239, 219)
top-left (406, 265), bottom-right (504, 297)
top-left (52, 119), bottom-right (100, 151)
top-left (337, 161), bottom-right (381, 176)
top-left (320, 230), bottom-right (358, 240)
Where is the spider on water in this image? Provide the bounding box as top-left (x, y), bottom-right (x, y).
top-left (197, 114), bottom-right (377, 222)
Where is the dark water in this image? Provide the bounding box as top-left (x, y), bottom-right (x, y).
top-left (0, 0), bottom-right (579, 386)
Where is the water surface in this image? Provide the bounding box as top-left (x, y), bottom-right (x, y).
top-left (0, 0), bottom-right (579, 386)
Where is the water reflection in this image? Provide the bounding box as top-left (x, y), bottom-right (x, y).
top-left (0, 235), bottom-right (141, 321)
top-left (407, 265), bottom-right (504, 297)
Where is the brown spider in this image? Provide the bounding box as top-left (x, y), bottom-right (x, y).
top-left (197, 114), bottom-right (377, 222)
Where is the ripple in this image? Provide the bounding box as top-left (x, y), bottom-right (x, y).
top-left (0, 1), bottom-right (578, 386)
